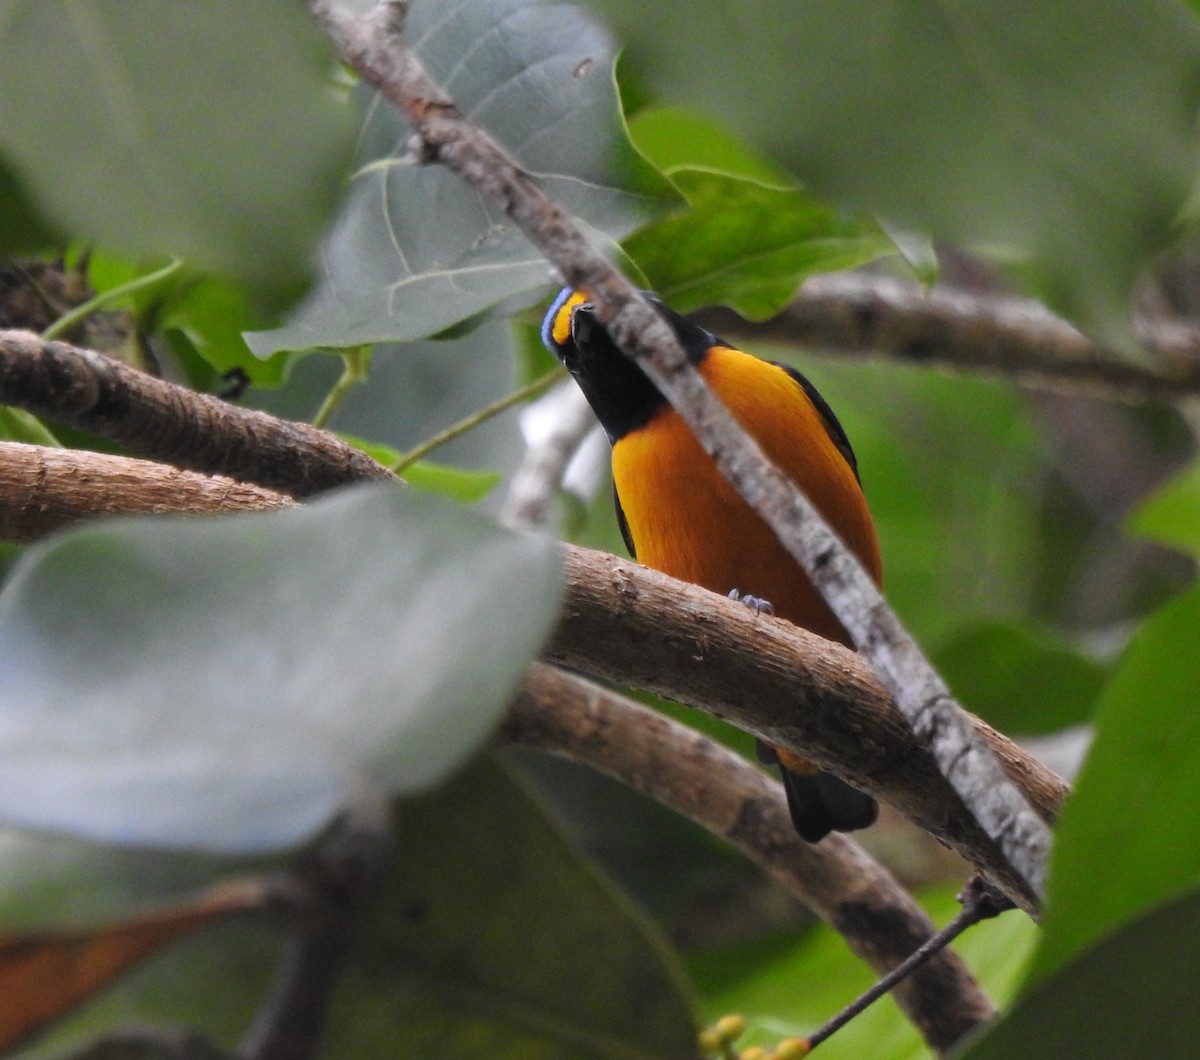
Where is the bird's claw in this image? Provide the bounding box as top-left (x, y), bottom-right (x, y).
top-left (728, 588), bottom-right (775, 616)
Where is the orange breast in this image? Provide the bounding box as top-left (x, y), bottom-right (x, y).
top-left (611, 347), bottom-right (881, 647)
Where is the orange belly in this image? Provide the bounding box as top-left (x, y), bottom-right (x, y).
top-left (611, 347), bottom-right (881, 645)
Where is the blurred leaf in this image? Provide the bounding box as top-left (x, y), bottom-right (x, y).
top-left (933, 621), bottom-right (1107, 735)
top-left (878, 222), bottom-right (938, 286)
top-left (594, 0), bottom-right (1200, 340)
top-left (0, 484), bottom-right (560, 852)
top-left (627, 106), bottom-right (788, 185)
top-left (1025, 585), bottom-right (1200, 985)
top-left (0, 878), bottom-right (268, 1053)
top-left (248, 0), bottom-right (677, 356)
top-left (0, 409), bottom-right (61, 447)
top-left (0, 153), bottom-right (59, 253)
top-left (325, 757), bottom-right (699, 1059)
top-left (398, 461), bottom-right (501, 503)
top-left (1127, 455), bottom-right (1200, 554)
top-left (337, 434), bottom-right (502, 502)
top-left (626, 168), bottom-right (889, 318)
top-left (0, 1), bottom-right (352, 297)
top-left (690, 887), bottom-right (1038, 1060)
top-left (959, 887), bottom-right (1200, 1058)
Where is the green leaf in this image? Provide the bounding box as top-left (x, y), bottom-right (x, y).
top-left (0, 484), bottom-right (561, 853)
top-left (627, 106), bottom-right (788, 185)
top-left (0, 0), bottom-right (353, 296)
top-left (248, 0), bottom-right (677, 356)
top-left (1025, 585), bottom-right (1200, 985)
top-left (0, 408), bottom-right (61, 447)
top-left (691, 887), bottom-right (1039, 1060)
top-left (933, 620), bottom-right (1107, 736)
top-left (958, 887), bottom-right (1200, 1058)
top-left (626, 168), bottom-right (889, 318)
top-left (398, 461), bottom-right (501, 503)
top-left (337, 435), bottom-right (502, 502)
top-left (324, 757), bottom-right (698, 1059)
top-left (594, 0), bottom-right (1200, 340)
top-left (0, 151), bottom-right (59, 253)
top-left (1127, 455), bottom-right (1200, 554)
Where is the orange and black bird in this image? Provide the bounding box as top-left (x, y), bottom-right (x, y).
top-left (542, 288), bottom-right (882, 842)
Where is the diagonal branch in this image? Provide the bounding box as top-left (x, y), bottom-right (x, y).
top-left (314, 0), bottom-right (1051, 903)
top-left (503, 663), bottom-right (996, 1056)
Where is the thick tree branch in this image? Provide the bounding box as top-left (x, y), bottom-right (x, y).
top-left (315, 0), bottom-right (1052, 903)
top-left (550, 545), bottom-right (1067, 915)
top-left (0, 330), bottom-right (393, 497)
top-left (0, 442), bottom-right (292, 540)
top-left (503, 663), bottom-right (995, 1056)
top-left (697, 272), bottom-right (1200, 402)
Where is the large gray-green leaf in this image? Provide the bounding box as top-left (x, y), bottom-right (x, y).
top-left (0, 485), bottom-right (560, 853)
top-left (0, 1), bottom-right (352, 295)
top-left (959, 887), bottom-right (1200, 1058)
top-left (247, 0), bottom-right (676, 356)
top-left (592, 0), bottom-right (1200, 340)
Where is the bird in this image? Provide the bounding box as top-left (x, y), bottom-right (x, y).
top-left (542, 287), bottom-right (882, 842)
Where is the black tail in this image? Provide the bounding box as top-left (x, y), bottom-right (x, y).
top-left (779, 767), bottom-right (878, 844)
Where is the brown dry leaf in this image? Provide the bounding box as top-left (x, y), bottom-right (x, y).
top-left (0, 877), bottom-right (273, 1052)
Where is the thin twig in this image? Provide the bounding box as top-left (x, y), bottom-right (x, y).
top-left (393, 364), bottom-right (566, 473)
top-left (311, 345), bottom-right (372, 430)
top-left (803, 876), bottom-right (1012, 1054)
top-left (313, 0), bottom-right (1052, 904)
top-left (40, 259), bottom-right (184, 342)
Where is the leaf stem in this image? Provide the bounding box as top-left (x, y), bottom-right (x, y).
top-left (40, 259), bottom-right (184, 341)
top-left (391, 365), bottom-right (565, 473)
top-left (312, 346), bottom-right (373, 430)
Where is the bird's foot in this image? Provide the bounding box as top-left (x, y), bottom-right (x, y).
top-left (727, 588), bottom-right (775, 616)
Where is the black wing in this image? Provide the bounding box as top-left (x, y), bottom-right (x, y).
top-left (614, 482), bottom-right (636, 559)
top-left (773, 362), bottom-right (862, 484)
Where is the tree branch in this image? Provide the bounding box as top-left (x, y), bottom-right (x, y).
top-left (550, 545), bottom-right (1067, 915)
top-left (0, 442), bottom-right (292, 541)
top-left (314, 0), bottom-right (1052, 903)
top-left (696, 272), bottom-right (1200, 402)
top-left (0, 330), bottom-right (393, 498)
top-left (503, 663), bottom-right (996, 1056)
